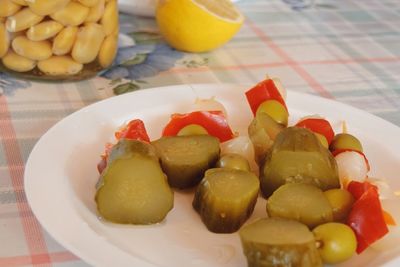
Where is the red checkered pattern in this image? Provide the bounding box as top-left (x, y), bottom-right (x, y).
top-left (1, 0), bottom-right (399, 266)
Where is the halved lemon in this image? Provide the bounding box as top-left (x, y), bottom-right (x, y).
top-left (156, 0), bottom-right (244, 52)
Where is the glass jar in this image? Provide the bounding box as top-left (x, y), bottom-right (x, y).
top-left (0, 0), bottom-right (119, 81)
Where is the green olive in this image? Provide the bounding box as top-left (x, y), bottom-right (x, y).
top-left (177, 124), bottom-right (208, 136)
top-left (312, 222), bottom-right (357, 264)
top-left (329, 133), bottom-right (363, 152)
top-left (256, 100), bottom-right (288, 126)
top-left (315, 133), bottom-right (329, 149)
top-left (216, 153), bottom-right (250, 171)
top-left (324, 189), bottom-right (355, 222)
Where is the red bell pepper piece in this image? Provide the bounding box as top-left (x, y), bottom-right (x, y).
top-left (162, 111), bottom-right (234, 142)
top-left (97, 142), bottom-right (114, 174)
top-left (348, 181), bottom-right (396, 225)
top-left (245, 79), bottom-right (287, 115)
top-left (332, 149), bottom-right (371, 171)
top-left (115, 119), bottom-right (150, 142)
top-left (97, 157), bottom-right (107, 174)
top-left (295, 118), bottom-right (335, 144)
top-left (97, 119), bottom-right (150, 174)
top-left (347, 180), bottom-right (377, 200)
top-left (347, 181), bottom-right (389, 254)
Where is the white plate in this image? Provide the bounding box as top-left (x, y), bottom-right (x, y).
top-left (25, 84), bottom-right (400, 267)
top-left (118, 0), bottom-right (156, 17)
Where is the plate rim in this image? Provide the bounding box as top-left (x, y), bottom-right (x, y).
top-left (24, 83), bottom-right (400, 267)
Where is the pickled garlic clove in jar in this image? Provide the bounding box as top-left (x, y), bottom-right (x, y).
top-left (2, 50), bottom-right (36, 72)
top-left (85, 0), bottom-right (105, 23)
top-left (12, 35), bottom-right (52, 60)
top-left (38, 56), bottom-right (83, 76)
top-left (28, 0), bottom-right (71, 16)
top-left (0, 0), bottom-right (119, 80)
top-left (50, 2), bottom-right (90, 27)
top-left (0, 22), bottom-right (10, 58)
top-left (27, 20), bottom-right (64, 41)
top-left (0, 0), bottom-right (21, 17)
top-left (98, 30), bottom-right (118, 68)
top-left (52, 26), bottom-right (78, 56)
top-left (101, 0), bottom-right (118, 36)
top-left (6, 8), bottom-right (44, 32)
top-left (10, 0), bottom-right (28, 6)
top-left (77, 0), bottom-right (100, 7)
top-left (72, 23), bottom-right (105, 64)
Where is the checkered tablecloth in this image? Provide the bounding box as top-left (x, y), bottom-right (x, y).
top-left (1, 0), bottom-right (399, 266)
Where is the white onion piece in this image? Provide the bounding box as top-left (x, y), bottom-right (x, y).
top-left (335, 151), bottom-right (368, 183)
top-left (370, 198), bottom-right (400, 251)
top-left (193, 97), bottom-right (228, 118)
top-left (272, 78), bottom-right (287, 101)
top-left (220, 136), bottom-right (258, 174)
top-left (367, 177), bottom-right (397, 200)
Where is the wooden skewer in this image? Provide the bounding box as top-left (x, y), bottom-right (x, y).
top-left (342, 120), bottom-right (348, 134)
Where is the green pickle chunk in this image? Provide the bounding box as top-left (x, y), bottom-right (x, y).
top-left (193, 168), bottom-right (259, 233)
top-left (248, 111), bottom-right (285, 166)
top-left (267, 183), bottom-right (333, 228)
top-left (261, 127), bottom-right (339, 197)
top-left (95, 139), bottom-right (173, 224)
top-left (315, 132), bottom-right (329, 149)
top-left (152, 135), bottom-right (220, 188)
top-left (239, 217), bottom-right (322, 267)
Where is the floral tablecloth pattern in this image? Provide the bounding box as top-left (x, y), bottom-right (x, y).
top-left (0, 0), bottom-right (400, 266)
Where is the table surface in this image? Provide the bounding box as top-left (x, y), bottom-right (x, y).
top-left (1, 0), bottom-right (400, 266)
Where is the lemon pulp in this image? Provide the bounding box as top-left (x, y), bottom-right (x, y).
top-left (156, 0), bottom-right (244, 52)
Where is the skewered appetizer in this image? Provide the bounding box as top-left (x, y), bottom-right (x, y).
top-left (93, 77), bottom-right (397, 267)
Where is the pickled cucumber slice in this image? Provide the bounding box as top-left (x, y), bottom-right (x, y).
top-left (95, 140), bottom-right (173, 224)
top-left (261, 127), bottom-right (339, 197)
top-left (239, 217), bottom-right (322, 267)
top-left (152, 135), bottom-right (220, 188)
top-left (248, 112), bottom-right (285, 166)
top-left (267, 183), bottom-right (333, 228)
top-left (193, 168), bottom-right (259, 233)
top-left (106, 138), bottom-right (158, 164)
